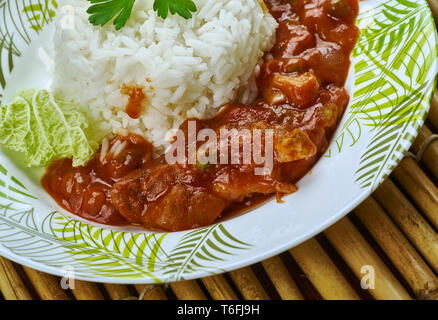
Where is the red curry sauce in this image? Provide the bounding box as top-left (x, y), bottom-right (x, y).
top-left (42, 0), bottom-right (359, 231)
top-left (42, 135), bottom-right (153, 225)
top-left (121, 85), bottom-right (145, 119)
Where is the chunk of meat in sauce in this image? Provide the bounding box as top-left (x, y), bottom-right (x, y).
top-left (111, 164), bottom-right (230, 231)
top-left (110, 158), bottom-right (298, 231)
top-left (272, 21), bottom-right (316, 57)
top-left (97, 134), bottom-right (153, 181)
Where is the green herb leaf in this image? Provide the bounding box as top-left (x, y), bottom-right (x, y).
top-left (87, 0), bottom-right (197, 30)
top-left (0, 89), bottom-right (98, 167)
top-left (87, 0), bottom-right (135, 30)
top-left (153, 0), bottom-right (197, 19)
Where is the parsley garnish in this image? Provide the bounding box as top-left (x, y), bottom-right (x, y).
top-left (153, 0), bottom-right (197, 19)
top-left (87, 0), bottom-right (136, 30)
top-left (87, 0), bottom-right (197, 30)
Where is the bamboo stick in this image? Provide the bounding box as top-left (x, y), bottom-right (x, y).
top-left (135, 284), bottom-right (168, 300)
top-left (324, 217), bottom-right (412, 300)
top-left (70, 280), bottom-right (104, 300)
top-left (421, 139), bottom-right (438, 180)
top-left (228, 267), bottom-right (270, 300)
top-left (392, 157), bottom-right (438, 229)
top-left (142, 286), bottom-right (168, 300)
top-left (104, 283), bottom-right (132, 300)
top-left (355, 197), bottom-right (438, 300)
top-left (374, 179), bottom-right (438, 273)
top-left (23, 267), bottom-right (69, 300)
top-left (0, 257), bottom-right (32, 300)
top-left (289, 238), bottom-right (359, 300)
top-left (428, 88), bottom-right (438, 129)
top-left (411, 125), bottom-right (438, 179)
top-left (170, 280), bottom-right (207, 300)
top-left (411, 125), bottom-right (432, 152)
top-left (261, 256), bottom-right (304, 300)
top-left (201, 275), bottom-right (238, 300)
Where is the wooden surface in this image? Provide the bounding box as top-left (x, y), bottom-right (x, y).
top-left (1, 3), bottom-right (438, 302)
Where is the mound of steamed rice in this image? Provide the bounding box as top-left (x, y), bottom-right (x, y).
top-left (51, 0), bottom-right (278, 150)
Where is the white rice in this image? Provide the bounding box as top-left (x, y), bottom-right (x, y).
top-left (51, 0), bottom-right (278, 150)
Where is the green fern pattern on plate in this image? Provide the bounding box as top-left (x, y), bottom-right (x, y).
top-left (163, 224), bottom-right (252, 280)
top-left (335, 0), bottom-right (437, 190)
top-left (0, 0), bottom-right (52, 94)
top-left (23, 0), bottom-right (58, 31)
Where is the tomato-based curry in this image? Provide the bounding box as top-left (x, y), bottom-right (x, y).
top-left (42, 0), bottom-right (359, 231)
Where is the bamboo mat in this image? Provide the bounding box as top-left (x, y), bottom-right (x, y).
top-left (2, 4), bottom-right (438, 302)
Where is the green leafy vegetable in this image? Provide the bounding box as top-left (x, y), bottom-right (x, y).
top-left (0, 89), bottom-right (98, 167)
top-left (86, 0), bottom-right (197, 30)
top-left (87, 0), bottom-right (136, 30)
top-left (153, 0), bottom-right (197, 19)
